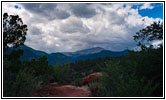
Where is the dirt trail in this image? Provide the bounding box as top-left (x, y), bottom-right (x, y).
top-left (33, 83), bottom-right (91, 97)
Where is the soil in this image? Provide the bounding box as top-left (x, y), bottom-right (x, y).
top-left (32, 83), bottom-right (92, 97)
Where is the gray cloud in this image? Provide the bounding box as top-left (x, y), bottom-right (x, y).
top-left (109, 11), bottom-right (126, 25)
top-left (22, 3), bottom-right (57, 11)
top-left (29, 26), bottom-right (42, 35)
top-left (21, 3), bottom-right (70, 20)
top-left (60, 17), bottom-right (90, 33)
top-left (70, 3), bottom-right (97, 18)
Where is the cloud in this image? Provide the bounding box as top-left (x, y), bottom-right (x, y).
top-left (29, 26), bottom-right (42, 35)
top-left (2, 3), bottom-right (163, 53)
top-left (21, 3), bottom-right (70, 20)
top-left (59, 17), bottom-right (90, 33)
top-left (140, 3), bottom-right (154, 10)
top-left (70, 3), bottom-right (97, 18)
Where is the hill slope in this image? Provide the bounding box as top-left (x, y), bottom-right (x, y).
top-left (6, 45), bottom-right (128, 66)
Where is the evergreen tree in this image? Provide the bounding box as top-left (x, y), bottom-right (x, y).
top-left (3, 13), bottom-right (28, 50)
top-left (133, 21), bottom-right (163, 46)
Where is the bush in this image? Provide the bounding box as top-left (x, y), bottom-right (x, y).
top-left (22, 56), bottom-right (55, 84)
top-left (3, 58), bottom-right (38, 97)
top-left (88, 82), bottom-right (101, 96)
top-left (3, 52), bottom-right (55, 97)
top-left (52, 63), bottom-right (71, 84)
top-left (99, 47), bottom-right (163, 97)
top-left (13, 68), bottom-right (38, 97)
top-left (71, 77), bottom-right (82, 86)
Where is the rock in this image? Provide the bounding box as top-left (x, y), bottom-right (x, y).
top-left (33, 83), bottom-right (91, 97)
top-left (82, 72), bottom-right (103, 85)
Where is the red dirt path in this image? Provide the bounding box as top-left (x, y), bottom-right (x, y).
top-left (33, 83), bottom-right (91, 97)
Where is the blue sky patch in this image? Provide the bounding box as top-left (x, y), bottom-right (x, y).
top-left (132, 3), bottom-right (163, 19)
top-left (138, 3), bottom-right (163, 19)
top-left (131, 4), bottom-right (142, 9)
top-left (14, 5), bottom-right (19, 9)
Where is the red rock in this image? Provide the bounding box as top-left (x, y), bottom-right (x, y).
top-left (82, 72), bottom-right (103, 85)
top-left (33, 83), bottom-right (91, 97)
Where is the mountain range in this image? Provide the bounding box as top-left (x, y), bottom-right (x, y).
top-left (62, 47), bottom-right (105, 57)
top-left (6, 45), bottom-right (128, 66)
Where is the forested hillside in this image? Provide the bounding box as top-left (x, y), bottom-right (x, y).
top-left (6, 45), bottom-right (128, 65)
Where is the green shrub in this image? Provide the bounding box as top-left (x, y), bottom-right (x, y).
top-left (99, 47), bottom-right (162, 97)
top-left (52, 63), bottom-right (71, 84)
top-left (3, 58), bottom-right (38, 97)
top-left (13, 68), bottom-right (38, 97)
top-left (88, 82), bottom-right (101, 96)
top-left (71, 78), bottom-right (82, 86)
top-left (3, 53), bottom-right (55, 97)
top-left (100, 61), bottom-right (157, 97)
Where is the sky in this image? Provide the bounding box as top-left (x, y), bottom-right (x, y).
top-left (2, 2), bottom-right (163, 53)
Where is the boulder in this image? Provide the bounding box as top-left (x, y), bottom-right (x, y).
top-left (82, 72), bottom-right (103, 85)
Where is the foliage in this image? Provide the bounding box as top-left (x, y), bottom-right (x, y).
top-left (65, 57), bottom-right (111, 85)
top-left (134, 46), bottom-right (163, 96)
top-left (3, 57), bottom-right (19, 97)
top-left (3, 13), bottom-right (28, 50)
top-left (12, 68), bottom-right (37, 97)
top-left (99, 45), bottom-right (163, 97)
top-left (133, 21), bottom-right (163, 46)
top-left (88, 82), bottom-right (101, 97)
top-left (3, 50), bottom-right (35, 97)
top-left (71, 77), bottom-right (83, 86)
top-left (100, 60), bottom-right (153, 96)
top-left (99, 21), bottom-right (163, 97)
top-left (22, 56), bottom-right (55, 84)
top-left (51, 63), bottom-right (71, 84)
top-left (3, 13), bottom-right (54, 97)
top-left (3, 50), bottom-right (55, 97)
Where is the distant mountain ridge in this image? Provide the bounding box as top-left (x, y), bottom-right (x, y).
top-left (76, 50), bottom-right (129, 61)
top-left (6, 45), bottom-right (128, 66)
top-left (62, 47), bottom-right (105, 57)
top-left (75, 47), bottom-right (105, 55)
